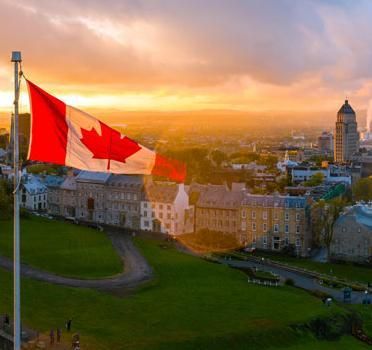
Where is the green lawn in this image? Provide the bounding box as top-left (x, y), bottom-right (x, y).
top-left (250, 252), bottom-right (372, 284)
top-left (0, 217), bottom-right (123, 278)
top-left (0, 234), bottom-right (367, 349)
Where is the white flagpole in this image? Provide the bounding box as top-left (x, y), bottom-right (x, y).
top-left (11, 51), bottom-right (22, 350)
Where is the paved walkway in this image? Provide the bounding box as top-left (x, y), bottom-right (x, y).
top-left (221, 258), bottom-right (369, 304)
top-left (0, 230), bottom-right (153, 293)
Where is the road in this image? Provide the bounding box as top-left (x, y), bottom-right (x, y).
top-left (0, 231), bottom-right (153, 293)
top-left (221, 258), bottom-right (370, 304)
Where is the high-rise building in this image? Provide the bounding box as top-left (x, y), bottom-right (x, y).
top-left (334, 100), bottom-right (359, 163)
top-left (318, 131), bottom-right (333, 155)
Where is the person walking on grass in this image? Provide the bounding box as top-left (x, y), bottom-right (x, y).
top-left (57, 328), bottom-right (62, 343)
top-left (50, 329), bottom-right (55, 345)
top-left (66, 318), bottom-right (72, 332)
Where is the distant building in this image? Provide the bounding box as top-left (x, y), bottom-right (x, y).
top-left (231, 162), bottom-right (267, 172)
top-left (330, 203), bottom-right (372, 263)
top-left (277, 150), bottom-right (298, 173)
top-left (239, 194), bottom-right (312, 257)
top-left (140, 182), bottom-right (193, 235)
top-left (290, 164), bottom-right (351, 185)
top-left (0, 128), bottom-right (9, 151)
top-left (318, 131), bottom-right (333, 155)
top-left (351, 150), bottom-right (372, 181)
top-left (334, 100), bottom-right (359, 163)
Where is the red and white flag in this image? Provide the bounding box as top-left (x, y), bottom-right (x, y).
top-left (26, 80), bottom-right (186, 182)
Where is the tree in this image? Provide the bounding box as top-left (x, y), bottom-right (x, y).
top-left (304, 172), bottom-right (324, 187)
top-left (353, 177), bottom-right (372, 202)
top-left (313, 197), bottom-right (347, 261)
top-left (0, 179), bottom-right (12, 220)
top-left (210, 150), bottom-right (227, 167)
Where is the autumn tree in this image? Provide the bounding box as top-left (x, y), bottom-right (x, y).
top-left (304, 172), bottom-right (324, 187)
top-left (353, 177), bottom-right (372, 202)
top-left (313, 197), bottom-right (347, 260)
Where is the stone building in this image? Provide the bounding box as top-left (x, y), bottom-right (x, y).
top-left (21, 179), bottom-right (47, 211)
top-left (334, 100), bottom-right (359, 163)
top-left (48, 171), bottom-right (144, 230)
top-left (105, 174), bottom-right (143, 229)
top-left (49, 175), bottom-right (77, 218)
top-left (239, 194), bottom-right (311, 257)
top-left (330, 203), bottom-right (372, 263)
top-left (195, 185), bottom-right (244, 235)
top-left (140, 182), bottom-right (193, 235)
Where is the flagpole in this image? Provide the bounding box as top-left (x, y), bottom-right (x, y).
top-left (11, 51), bottom-right (22, 350)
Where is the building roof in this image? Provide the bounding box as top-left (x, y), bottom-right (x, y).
top-left (242, 194), bottom-right (306, 208)
top-left (43, 175), bottom-right (64, 188)
top-left (23, 179), bottom-right (47, 195)
top-left (337, 204), bottom-right (372, 230)
top-left (143, 182), bottom-right (180, 203)
top-left (75, 171), bottom-right (111, 184)
top-left (197, 186), bottom-right (244, 209)
top-left (338, 100), bottom-right (355, 115)
top-left (60, 176), bottom-right (77, 190)
top-left (107, 174), bottom-right (144, 188)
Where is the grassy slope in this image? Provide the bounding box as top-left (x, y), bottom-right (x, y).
top-left (250, 252), bottom-right (372, 284)
top-left (0, 217), bottom-right (122, 278)
top-left (0, 236), bottom-right (365, 350)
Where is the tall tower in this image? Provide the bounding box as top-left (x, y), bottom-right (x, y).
top-left (334, 100), bottom-right (359, 163)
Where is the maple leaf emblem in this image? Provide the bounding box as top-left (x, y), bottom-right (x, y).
top-left (80, 121), bottom-right (142, 170)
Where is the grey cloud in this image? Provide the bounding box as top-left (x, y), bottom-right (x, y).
top-left (0, 0), bottom-right (372, 89)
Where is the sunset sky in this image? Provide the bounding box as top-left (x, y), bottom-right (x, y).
top-left (1, 0), bottom-right (372, 121)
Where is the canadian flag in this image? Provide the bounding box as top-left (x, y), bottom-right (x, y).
top-left (26, 80), bottom-right (186, 182)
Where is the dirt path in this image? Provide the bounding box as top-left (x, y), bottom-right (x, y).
top-left (0, 230), bottom-right (153, 293)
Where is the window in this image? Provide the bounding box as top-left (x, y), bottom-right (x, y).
top-left (285, 224), bottom-right (289, 233)
top-left (144, 220), bottom-right (149, 227)
top-left (159, 212), bottom-right (163, 219)
top-left (296, 225), bottom-right (300, 234)
top-left (274, 211), bottom-right (278, 220)
top-left (263, 223), bottom-right (267, 232)
top-left (296, 238), bottom-right (301, 247)
top-left (252, 222), bottom-right (256, 231)
top-left (144, 202), bottom-right (147, 208)
top-left (160, 204), bottom-right (163, 210)
top-left (167, 205), bottom-right (171, 210)
top-left (241, 209), bottom-right (246, 218)
top-left (296, 213), bottom-right (300, 221)
top-left (252, 211), bottom-right (256, 219)
top-left (263, 236), bottom-right (267, 245)
top-left (274, 224), bottom-right (279, 233)
top-left (285, 212), bottom-right (289, 221)
top-left (167, 213), bottom-right (171, 220)
top-left (262, 211), bottom-right (267, 220)
top-left (144, 211), bottom-right (147, 217)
